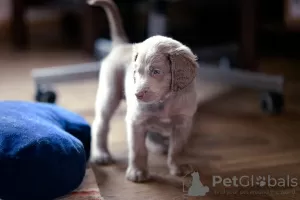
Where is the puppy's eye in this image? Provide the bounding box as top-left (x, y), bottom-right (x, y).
top-left (152, 69), bottom-right (161, 76)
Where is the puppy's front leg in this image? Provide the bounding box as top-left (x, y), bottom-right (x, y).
top-left (168, 116), bottom-right (193, 176)
top-left (125, 119), bottom-right (149, 182)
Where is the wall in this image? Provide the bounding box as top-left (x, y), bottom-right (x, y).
top-left (0, 0), bottom-right (10, 22)
top-left (0, 0), bottom-right (59, 22)
top-left (0, 0), bottom-right (60, 41)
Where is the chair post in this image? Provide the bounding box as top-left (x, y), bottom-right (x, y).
top-left (10, 0), bottom-right (29, 49)
top-left (238, 0), bottom-right (259, 71)
top-left (148, 0), bottom-right (168, 36)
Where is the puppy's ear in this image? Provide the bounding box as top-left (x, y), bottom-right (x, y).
top-left (168, 46), bottom-right (198, 92)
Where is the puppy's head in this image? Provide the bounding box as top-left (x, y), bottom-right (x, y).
top-left (132, 36), bottom-right (198, 103)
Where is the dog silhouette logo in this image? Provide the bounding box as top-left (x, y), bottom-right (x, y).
top-left (187, 171), bottom-right (209, 197)
top-left (180, 165), bottom-right (210, 199)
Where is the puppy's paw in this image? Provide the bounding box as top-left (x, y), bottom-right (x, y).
top-left (126, 166), bottom-right (149, 183)
top-left (90, 150), bottom-right (114, 165)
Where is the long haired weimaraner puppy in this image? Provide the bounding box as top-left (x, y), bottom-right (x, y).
top-left (88, 0), bottom-right (199, 182)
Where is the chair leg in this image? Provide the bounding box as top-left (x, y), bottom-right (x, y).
top-left (10, 0), bottom-right (29, 49)
top-left (147, 0), bottom-right (168, 37)
top-left (238, 0), bottom-right (258, 71)
top-left (82, 4), bottom-right (96, 54)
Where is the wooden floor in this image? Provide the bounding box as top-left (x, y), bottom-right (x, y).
top-left (0, 43), bottom-right (300, 200)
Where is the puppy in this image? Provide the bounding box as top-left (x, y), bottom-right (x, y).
top-left (88, 0), bottom-right (199, 183)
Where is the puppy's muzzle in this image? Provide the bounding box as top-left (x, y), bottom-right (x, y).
top-left (135, 90), bottom-right (147, 101)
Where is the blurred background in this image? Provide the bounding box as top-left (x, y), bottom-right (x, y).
top-left (1, 0), bottom-right (300, 199)
top-left (3, 0), bottom-right (300, 56)
top-left (1, 0), bottom-right (300, 107)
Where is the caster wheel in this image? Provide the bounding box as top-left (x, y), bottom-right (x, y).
top-left (35, 89), bottom-right (57, 104)
top-left (260, 92), bottom-right (284, 115)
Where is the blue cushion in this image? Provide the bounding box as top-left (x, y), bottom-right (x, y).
top-left (0, 101), bottom-right (91, 200)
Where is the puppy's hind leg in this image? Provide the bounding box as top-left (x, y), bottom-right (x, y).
top-left (168, 116), bottom-right (193, 176)
top-left (90, 62), bottom-right (122, 165)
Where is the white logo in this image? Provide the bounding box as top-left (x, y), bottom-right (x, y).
top-left (256, 176), bottom-right (266, 187)
top-left (176, 167), bottom-right (298, 199)
top-left (212, 175), bottom-right (298, 188)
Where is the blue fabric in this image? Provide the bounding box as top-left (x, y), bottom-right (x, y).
top-left (0, 101), bottom-right (91, 200)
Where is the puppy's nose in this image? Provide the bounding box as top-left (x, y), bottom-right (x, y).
top-left (135, 91), bottom-right (146, 100)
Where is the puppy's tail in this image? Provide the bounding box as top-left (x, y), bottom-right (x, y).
top-left (88, 0), bottom-right (128, 46)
